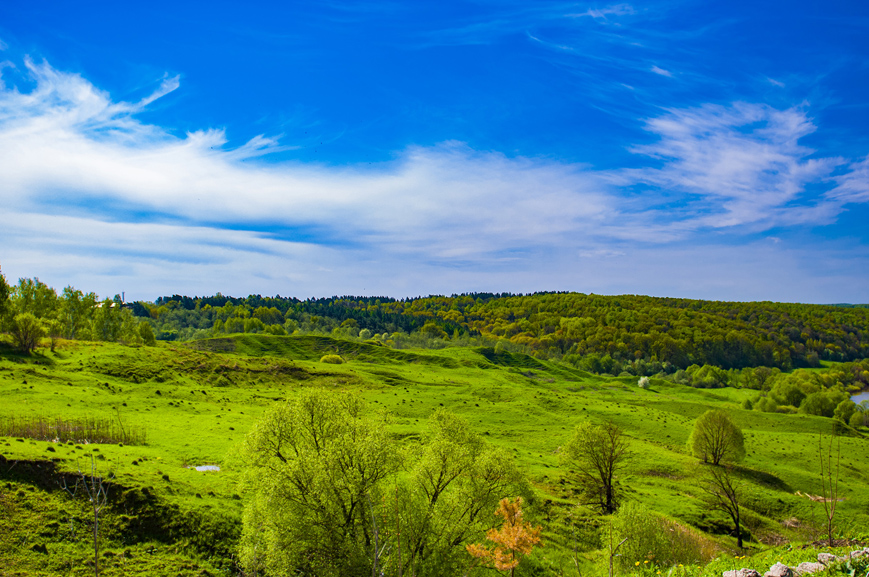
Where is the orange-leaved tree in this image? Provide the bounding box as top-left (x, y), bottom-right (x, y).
top-left (466, 497), bottom-right (542, 576)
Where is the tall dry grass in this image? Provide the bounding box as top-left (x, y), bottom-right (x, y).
top-left (0, 415), bottom-right (146, 445)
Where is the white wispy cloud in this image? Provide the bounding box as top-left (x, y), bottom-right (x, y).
top-left (1, 59), bottom-right (868, 301)
top-left (0, 58), bottom-right (611, 265)
top-left (619, 102), bottom-right (848, 229)
top-left (567, 4), bottom-right (635, 20)
top-left (827, 156), bottom-right (869, 204)
top-left (650, 65), bottom-right (672, 77)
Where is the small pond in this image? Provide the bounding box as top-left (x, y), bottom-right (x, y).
top-left (192, 465), bottom-right (220, 472)
top-left (851, 391), bottom-right (869, 405)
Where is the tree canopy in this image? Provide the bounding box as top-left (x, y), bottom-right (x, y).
top-left (562, 421), bottom-right (630, 514)
top-left (237, 390), bottom-right (527, 577)
top-left (689, 410), bottom-right (746, 466)
top-left (130, 291), bottom-right (869, 372)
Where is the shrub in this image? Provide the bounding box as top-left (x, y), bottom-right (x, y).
top-left (611, 502), bottom-right (711, 568)
top-left (319, 354), bottom-right (344, 364)
top-left (638, 377), bottom-right (651, 389)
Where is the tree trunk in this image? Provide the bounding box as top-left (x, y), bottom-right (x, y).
top-left (94, 501), bottom-right (100, 577)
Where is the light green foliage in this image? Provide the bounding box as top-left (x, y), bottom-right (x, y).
top-left (242, 317), bottom-right (265, 333)
top-left (611, 502), bottom-right (710, 568)
top-left (238, 389), bottom-right (398, 576)
top-left (139, 320), bottom-right (157, 346)
top-left (800, 390), bottom-right (849, 417)
top-left (849, 408), bottom-right (867, 428)
top-left (320, 353), bottom-right (344, 363)
top-left (833, 399), bottom-right (856, 423)
top-left (10, 277), bottom-right (58, 319)
top-left (224, 317), bottom-right (244, 333)
top-left (393, 410), bottom-right (526, 577)
top-left (686, 364), bottom-right (731, 388)
top-left (741, 366), bottom-right (781, 390)
top-left (7, 312), bottom-right (47, 353)
top-left (420, 321), bottom-right (448, 339)
top-left (236, 396), bottom-right (525, 577)
top-left (283, 318), bottom-right (299, 333)
top-left (2, 333), bottom-right (869, 576)
top-left (754, 396), bottom-right (778, 412)
top-left (688, 410), bottom-right (745, 465)
top-left (3, 278), bottom-right (56, 352)
top-left (59, 286), bottom-right (94, 339)
top-left (770, 380), bottom-right (808, 408)
top-left (264, 323), bottom-right (287, 335)
top-left (563, 421), bottom-right (630, 514)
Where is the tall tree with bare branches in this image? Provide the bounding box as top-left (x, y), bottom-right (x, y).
top-left (818, 430), bottom-right (841, 547)
top-left (701, 463), bottom-right (744, 548)
top-left (62, 457), bottom-right (111, 577)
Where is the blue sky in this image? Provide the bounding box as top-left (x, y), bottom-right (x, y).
top-left (1, 1), bottom-right (868, 303)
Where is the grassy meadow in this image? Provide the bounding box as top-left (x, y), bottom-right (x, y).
top-left (1, 334), bottom-right (868, 576)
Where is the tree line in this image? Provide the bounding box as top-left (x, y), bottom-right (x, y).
top-left (0, 268), bottom-right (155, 353)
top-left (133, 291), bottom-right (869, 371)
top-left (4, 267), bottom-right (869, 377)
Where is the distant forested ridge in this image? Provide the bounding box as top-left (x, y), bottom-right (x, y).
top-left (133, 292), bottom-right (869, 371)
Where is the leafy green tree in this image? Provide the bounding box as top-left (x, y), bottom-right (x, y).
top-left (689, 410), bottom-right (745, 466)
top-left (801, 391), bottom-right (849, 418)
top-left (59, 287), bottom-right (97, 340)
top-left (92, 299), bottom-right (123, 341)
top-left (563, 421), bottom-right (630, 514)
top-left (394, 410), bottom-right (526, 576)
top-left (243, 317), bottom-right (265, 333)
top-left (849, 409), bottom-right (866, 429)
top-left (420, 321), bottom-right (448, 339)
top-left (833, 399), bottom-right (856, 424)
top-left (224, 317), bottom-right (244, 333)
top-left (8, 312), bottom-right (46, 353)
top-left (0, 265), bottom-right (9, 318)
top-left (754, 396), bottom-right (778, 413)
top-left (11, 277), bottom-right (58, 318)
top-left (771, 380), bottom-right (807, 408)
top-left (238, 389), bottom-right (398, 577)
top-left (138, 321), bottom-right (157, 346)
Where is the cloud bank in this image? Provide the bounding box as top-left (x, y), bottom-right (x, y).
top-left (1, 58), bottom-right (867, 302)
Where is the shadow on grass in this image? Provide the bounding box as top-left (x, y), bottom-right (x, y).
top-left (0, 340), bottom-right (57, 366)
top-left (733, 464), bottom-right (792, 492)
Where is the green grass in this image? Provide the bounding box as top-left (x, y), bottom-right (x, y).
top-left (1, 334), bottom-right (867, 575)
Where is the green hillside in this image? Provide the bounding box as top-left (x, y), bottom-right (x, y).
top-left (139, 291), bottom-right (869, 372)
top-left (1, 334), bottom-right (868, 575)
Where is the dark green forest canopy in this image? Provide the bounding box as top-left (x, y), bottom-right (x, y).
top-left (137, 292), bottom-right (869, 371)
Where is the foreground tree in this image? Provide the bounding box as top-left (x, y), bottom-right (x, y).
top-left (701, 464), bottom-right (744, 548)
top-left (818, 431), bottom-right (841, 548)
top-left (238, 389), bottom-right (398, 577)
top-left (238, 396), bottom-right (527, 577)
top-left (563, 421), bottom-right (630, 514)
top-left (466, 497), bottom-right (542, 576)
top-left (390, 410), bottom-right (527, 577)
top-left (62, 457), bottom-right (111, 577)
top-left (689, 410), bottom-right (745, 466)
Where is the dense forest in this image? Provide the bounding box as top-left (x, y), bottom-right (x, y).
top-left (3, 267), bottom-right (868, 390)
top-left (134, 291), bottom-right (869, 372)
